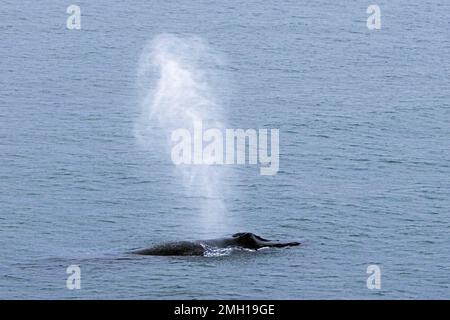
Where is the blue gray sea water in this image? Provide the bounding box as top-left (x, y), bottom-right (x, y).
top-left (1, 1), bottom-right (449, 299)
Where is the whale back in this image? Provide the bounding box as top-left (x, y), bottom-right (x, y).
top-left (132, 233), bottom-right (300, 256)
top-left (132, 241), bottom-right (204, 256)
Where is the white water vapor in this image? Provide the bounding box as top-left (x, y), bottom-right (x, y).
top-left (135, 34), bottom-right (233, 235)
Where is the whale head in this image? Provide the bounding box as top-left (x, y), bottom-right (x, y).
top-left (232, 232), bottom-right (300, 249)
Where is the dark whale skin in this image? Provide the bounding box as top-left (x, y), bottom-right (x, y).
top-left (132, 232), bottom-right (300, 256)
top-left (132, 241), bottom-right (205, 256)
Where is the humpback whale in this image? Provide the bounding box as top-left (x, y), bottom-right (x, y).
top-left (131, 232), bottom-right (300, 256)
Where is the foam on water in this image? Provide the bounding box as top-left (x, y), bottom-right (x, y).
top-left (201, 244), bottom-right (235, 257)
top-left (201, 244), bottom-right (258, 257)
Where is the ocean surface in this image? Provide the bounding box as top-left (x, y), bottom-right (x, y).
top-left (1, 0), bottom-right (449, 299)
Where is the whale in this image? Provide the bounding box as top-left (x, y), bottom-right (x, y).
top-left (131, 232), bottom-right (300, 256)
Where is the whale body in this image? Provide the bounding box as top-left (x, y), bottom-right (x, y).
top-left (131, 232), bottom-right (300, 256)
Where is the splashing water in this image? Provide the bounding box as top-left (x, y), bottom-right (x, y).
top-left (201, 244), bottom-right (258, 257)
top-left (135, 34), bottom-right (234, 236)
top-left (201, 244), bottom-right (235, 257)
